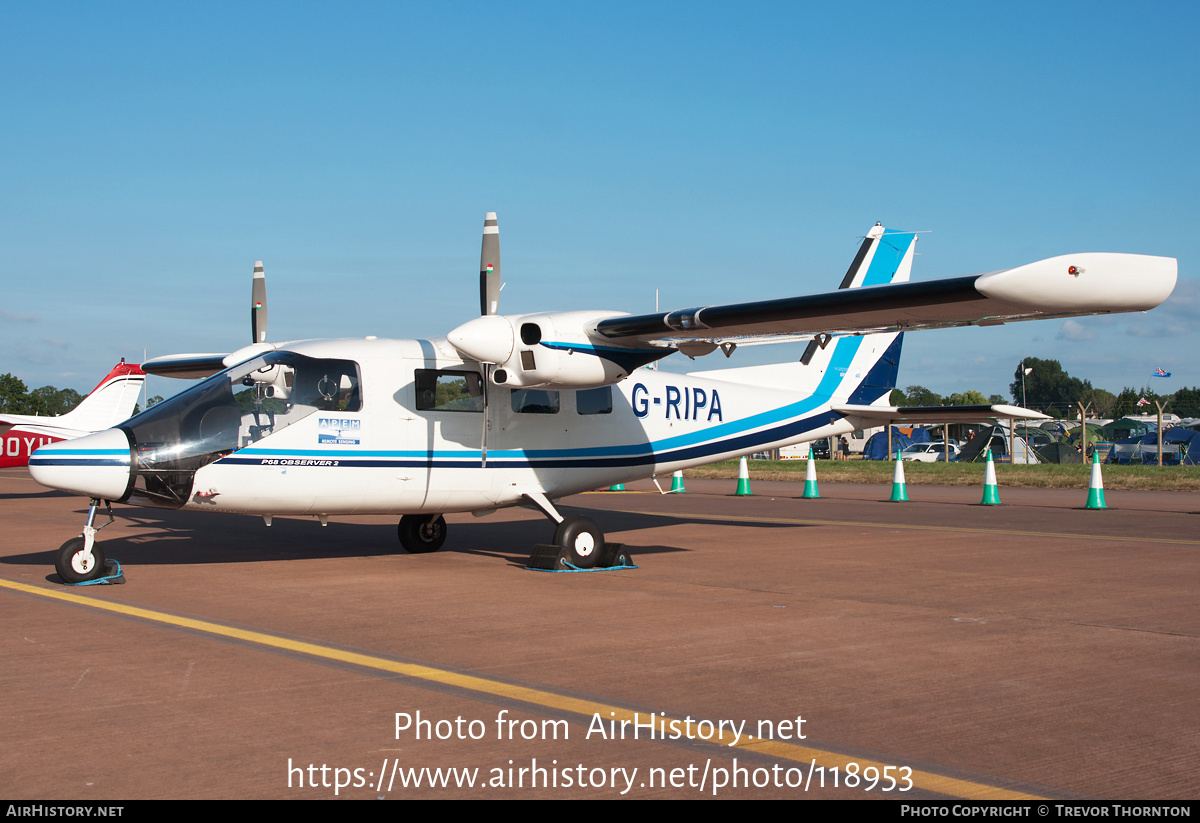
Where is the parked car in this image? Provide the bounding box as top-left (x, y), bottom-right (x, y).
top-left (901, 442), bottom-right (960, 462)
top-left (810, 438), bottom-right (832, 459)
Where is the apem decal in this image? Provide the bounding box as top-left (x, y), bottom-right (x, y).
top-left (318, 417), bottom-right (361, 445)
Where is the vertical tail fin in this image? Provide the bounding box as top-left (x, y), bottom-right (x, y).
top-left (803, 226), bottom-right (914, 401)
top-left (709, 225), bottom-right (914, 400)
top-left (840, 223), bottom-right (917, 288)
top-left (800, 224), bottom-right (916, 367)
top-left (55, 361), bottom-right (147, 431)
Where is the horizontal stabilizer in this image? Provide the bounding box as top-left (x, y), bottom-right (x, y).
top-left (833, 403), bottom-right (1051, 424)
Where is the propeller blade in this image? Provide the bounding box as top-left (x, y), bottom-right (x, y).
top-left (479, 212), bottom-right (501, 316)
top-left (251, 260), bottom-right (268, 344)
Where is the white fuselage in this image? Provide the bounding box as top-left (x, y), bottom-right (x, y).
top-left (30, 333), bottom-right (896, 516)
top-left (184, 333), bottom-right (887, 516)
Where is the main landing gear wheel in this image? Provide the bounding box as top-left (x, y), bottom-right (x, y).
top-left (397, 515), bottom-right (447, 554)
top-left (55, 536), bottom-right (107, 584)
top-left (554, 515), bottom-right (604, 569)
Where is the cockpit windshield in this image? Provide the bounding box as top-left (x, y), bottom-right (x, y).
top-left (120, 351), bottom-right (361, 507)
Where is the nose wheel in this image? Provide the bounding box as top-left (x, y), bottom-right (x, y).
top-left (55, 536), bottom-right (108, 584)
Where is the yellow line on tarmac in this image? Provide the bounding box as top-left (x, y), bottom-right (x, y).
top-left (616, 509), bottom-right (1200, 547)
top-left (1, 577), bottom-right (1040, 799)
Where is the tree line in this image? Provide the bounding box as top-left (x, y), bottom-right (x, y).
top-left (1007, 357), bottom-right (1197, 419)
top-left (0, 373), bottom-right (85, 416)
top-left (0, 373), bottom-right (161, 416)
top-left (891, 358), bottom-right (1197, 420)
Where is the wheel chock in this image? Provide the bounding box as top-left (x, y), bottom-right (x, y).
top-left (67, 559), bottom-right (126, 586)
top-left (526, 543), bottom-right (637, 572)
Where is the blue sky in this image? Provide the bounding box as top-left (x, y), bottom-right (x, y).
top-left (2, 2), bottom-right (1195, 403)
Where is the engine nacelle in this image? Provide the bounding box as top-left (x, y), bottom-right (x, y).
top-left (447, 310), bottom-right (657, 389)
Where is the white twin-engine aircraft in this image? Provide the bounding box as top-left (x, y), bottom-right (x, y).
top-left (30, 216), bottom-right (1176, 582)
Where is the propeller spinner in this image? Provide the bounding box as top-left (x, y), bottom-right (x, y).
top-left (479, 212), bottom-right (502, 316)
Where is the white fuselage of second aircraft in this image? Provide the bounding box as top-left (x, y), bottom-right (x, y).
top-left (30, 332), bottom-right (895, 517)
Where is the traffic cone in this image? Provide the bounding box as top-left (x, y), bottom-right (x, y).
top-left (1085, 450), bottom-right (1107, 510)
top-left (670, 470), bottom-right (686, 493)
top-left (735, 456), bottom-right (753, 496)
top-left (889, 449), bottom-right (909, 502)
top-left (608, 483), bottom-right (625, 491)
top-left (802, 447), bottom-right (819, 498)
top-left (980, 448), bottom-right (1001, 505)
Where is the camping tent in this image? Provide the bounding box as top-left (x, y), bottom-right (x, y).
top-left (1099, 417), bottom-right (1155, 440)
top-left (1136, 428), bottom-right (1198, 465)
top-left (958, 425), bottom-right (1039, 464)
top-left (862, 427), bottom-right (913, 460)
top-left (1036, 443), bottom-right (1084, 464)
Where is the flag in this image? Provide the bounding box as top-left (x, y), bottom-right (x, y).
top-left (1153, 368), bottom-right (1172, 378)
top-left (1136, 397), bottom-right (1150, 407)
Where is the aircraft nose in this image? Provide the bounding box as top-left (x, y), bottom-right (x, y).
top-left (29, 428), bottom-right (134, 501)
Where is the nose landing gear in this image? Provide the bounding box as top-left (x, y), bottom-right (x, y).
top-left (54, 498), bottom-right (118, 584)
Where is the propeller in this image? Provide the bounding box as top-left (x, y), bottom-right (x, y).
top-left (477, 213), bottom-right (502, 464)
top-left (251, 261), bottom-right (268, 344)
top-left (479, 212), bottom-right (502, 315)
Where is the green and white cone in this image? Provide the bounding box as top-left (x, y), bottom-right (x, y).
top-left (980, 448), bottom-right (1002, 505)
top-left (1085, 450), bottom-right (1107, 510)
top-left (802, 447), bottom-right (819, 498)
top-left (670, 470), bottom-right (686, 493)
top-left (735, 456), bottom-right (752, 496)
top-left (890, 449), bottom-right (909, 502)
top-left (608, 483), bottom-right (625, 491)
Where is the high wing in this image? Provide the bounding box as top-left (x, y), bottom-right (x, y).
top-left (592, 227), bottom-right (1176, 346)
top-left (139, 351), bottom-right (264, 380)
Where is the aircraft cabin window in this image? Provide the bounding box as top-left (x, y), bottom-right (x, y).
top-left (577, 386), bottom-right (612, 415)
top-left (511, 388), bottom-right (559, 415)
top-left (415, 370), bottom-right (484, 413)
